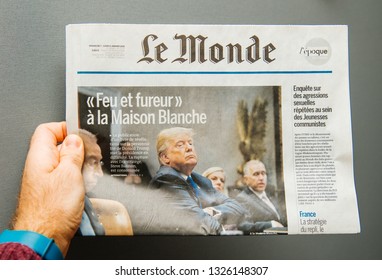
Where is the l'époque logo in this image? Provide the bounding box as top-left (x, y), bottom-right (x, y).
top-left (299, 38), bottom-right (331, 65)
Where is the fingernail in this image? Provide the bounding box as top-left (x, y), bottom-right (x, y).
top-left (64, 134), bottom-right (82, 148)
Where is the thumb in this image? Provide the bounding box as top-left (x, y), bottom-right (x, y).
top-left (59, 134), bottom-right (85, 171)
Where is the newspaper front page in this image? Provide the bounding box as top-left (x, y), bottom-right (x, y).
top-left (66, 24), bottom-right (360, 235)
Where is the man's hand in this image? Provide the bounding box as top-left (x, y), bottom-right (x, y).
top-left (12, 122), bottom-right (85, 256)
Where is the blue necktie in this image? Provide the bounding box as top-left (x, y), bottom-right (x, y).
top-left (187, 176), bottom-right (201, 207)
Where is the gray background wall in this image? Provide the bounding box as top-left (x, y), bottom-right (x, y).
top-left (0, 0), bottom-right (381, 259)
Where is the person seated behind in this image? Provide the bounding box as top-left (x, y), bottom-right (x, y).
top-left (202, 167), bottom-right (226, 194)
top-left (236, 159), bottom-right (287, 233)
top-left (203, 166), bottom-right (242, 232)
top-left (148, 127), bottom-right (245, 235)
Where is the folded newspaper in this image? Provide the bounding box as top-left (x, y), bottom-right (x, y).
top-left (66, 24), bottom-right (360, 235)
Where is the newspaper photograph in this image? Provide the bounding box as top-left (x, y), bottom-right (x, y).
top-left (66, 24), bottom-right (360, 235)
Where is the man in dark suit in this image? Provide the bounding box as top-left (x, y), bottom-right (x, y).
top-left (149, 127), bottom-right (245, 235)
top-left (236, 160), bottom-right (286, 233)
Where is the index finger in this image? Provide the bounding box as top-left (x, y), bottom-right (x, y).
top-left (26, 122), bottom-right (68, 172)
top-left (31, 122), bottom-right (68, 146)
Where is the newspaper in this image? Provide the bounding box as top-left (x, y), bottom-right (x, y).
top-left (66, 24), bottom-right (360, 235)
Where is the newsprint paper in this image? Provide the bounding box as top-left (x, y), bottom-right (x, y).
top-left (66, 24), bottom-right (360, 236)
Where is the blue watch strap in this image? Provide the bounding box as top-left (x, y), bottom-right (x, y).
top-left (0, 229), bottom-right (64, 260)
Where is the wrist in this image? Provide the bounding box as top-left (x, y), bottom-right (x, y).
top-left (0, 229), bottom-right (64, 260)
top-left (12, 216), bottom-right (72, 256)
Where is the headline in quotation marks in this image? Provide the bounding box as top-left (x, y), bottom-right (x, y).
top-left (86, 92), bottom-right (208, 125)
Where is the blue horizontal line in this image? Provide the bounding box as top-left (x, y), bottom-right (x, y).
top-left (77, 70), bottom-right (332, 75)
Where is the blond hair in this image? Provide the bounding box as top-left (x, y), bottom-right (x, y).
top-left (156, 127), bottom-right (194, 165)
top-left (202, 167), bottom-right (225, 178)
